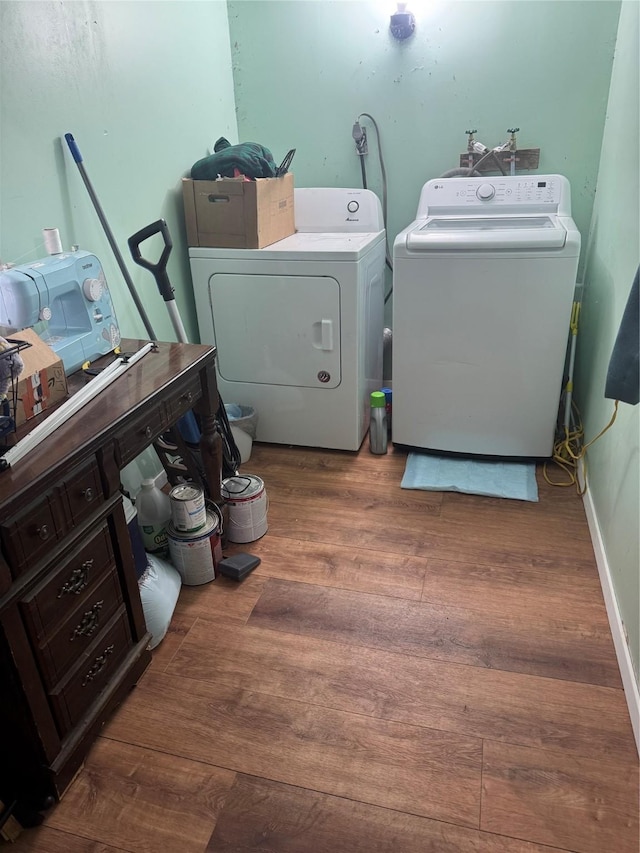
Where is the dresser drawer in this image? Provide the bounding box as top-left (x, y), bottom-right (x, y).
top-left (35, 569), bottom-right (123, 689)
top-left (49, 606), bottom-right (133, 734)
top-left (61, 458), bottom-right (104, 526)
top-left (20, 522), bottom-right (115, 639)
top-left (114, 402), bottom-right (170, 467)
top-left (0, 492), bottom-right (66, 577)
top-left (165, 377), bottom-right (202, 423)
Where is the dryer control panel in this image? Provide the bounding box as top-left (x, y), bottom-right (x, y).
top-left (417, 174), bottom-right (572, 217)
top-left (294, 187), bottom-right (385, 233)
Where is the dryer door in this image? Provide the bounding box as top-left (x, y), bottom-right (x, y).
top-left (210, 273), bottom-right (341, 389)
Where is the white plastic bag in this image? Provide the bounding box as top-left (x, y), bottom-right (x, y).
top-left (138, 554), bottom-right (182, 649)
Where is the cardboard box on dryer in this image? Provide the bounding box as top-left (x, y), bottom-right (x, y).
top-left (6, 328), bottom-right (68, 427)
top-left (182, 172), bottom-right (295, 249)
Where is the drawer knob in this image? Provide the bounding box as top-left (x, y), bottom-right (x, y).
top-left (183, 391), bottom-right (193, 404)
top-left (57, 559), bottom-right (94, 598)
top-left (82, 487), bottom-right (95, 503)
top-left (82, 644), bottom-right (115, 686)
top-left (70, 600), bottom-right (104, 641)
top-left (144, 426), bottom-right (152, 438)
top-left (36, 524), bottom-right (50, 541)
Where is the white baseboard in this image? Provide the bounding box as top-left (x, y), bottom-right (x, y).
top-left (581, 472), bottom-right (640, 756)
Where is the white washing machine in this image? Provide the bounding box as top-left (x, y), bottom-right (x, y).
top-left (190, 187), bottom-right (386, 450)
top-left (392, 174), bottom-right (581, 457)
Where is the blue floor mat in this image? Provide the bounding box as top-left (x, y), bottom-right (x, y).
top-left (401, 453), bottom-right (538, 502)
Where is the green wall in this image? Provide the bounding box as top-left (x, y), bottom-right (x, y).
top-left (0, 0), bottom-right (238, 344)
top-left (575, 1), bottom-right (640, 682)
top-left (228, 0), bottom-right (620, 280)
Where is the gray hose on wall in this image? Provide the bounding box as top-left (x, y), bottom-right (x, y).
top-left (440, 168), bottom-right (482, 178)
top-left (441, 145), bottom-right (507, 179)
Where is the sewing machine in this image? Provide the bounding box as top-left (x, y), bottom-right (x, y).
top-left (0, 250), bottom-right (121, 374)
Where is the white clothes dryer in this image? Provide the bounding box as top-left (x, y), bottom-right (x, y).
top-left (392, 174), bottom-right (581, 457)
top-left (189, 188), bottom-right (386, 450)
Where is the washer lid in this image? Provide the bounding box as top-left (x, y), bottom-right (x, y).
top-left (405, 215), bottom-right (568, 251)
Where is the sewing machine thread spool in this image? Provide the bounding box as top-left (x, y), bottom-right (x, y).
top-left (43, 228), bottom-right (63, 255)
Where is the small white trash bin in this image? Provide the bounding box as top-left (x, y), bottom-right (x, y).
top-left (225, 405), bottom-right (258, 464)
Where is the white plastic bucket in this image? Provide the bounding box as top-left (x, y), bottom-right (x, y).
top-left (222, 475), bottom-right (268, 544)
top-left (167, 506), bottom-right (222, 585)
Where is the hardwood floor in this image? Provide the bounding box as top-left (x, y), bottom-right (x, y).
top-left (8, 442), bottom-right (638, 853)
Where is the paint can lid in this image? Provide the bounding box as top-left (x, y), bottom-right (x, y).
top-left (222, 474), bottom-right (264, 500)
top-left (170, 484), bottom-right (204, 502)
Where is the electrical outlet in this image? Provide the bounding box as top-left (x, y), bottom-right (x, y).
top-left (352, 121), bottom-right (368, 156)
top-left (358, 127), bottom-right (368, 155)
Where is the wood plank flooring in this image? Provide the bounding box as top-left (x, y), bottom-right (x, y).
top-left (9, 441), bottom-right (638, 853)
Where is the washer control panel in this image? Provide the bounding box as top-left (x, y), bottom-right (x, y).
top-left (416, 175), bottom-right (571, 216)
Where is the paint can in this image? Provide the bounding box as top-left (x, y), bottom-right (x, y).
top-left (169, 483), bottom-right (206, 533)
top-left (167, 504), bottom-right (223, 585)
top-left (221, 475), bottom-right (268, 544)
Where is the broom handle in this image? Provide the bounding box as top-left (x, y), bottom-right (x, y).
top-left (64, 133), bottom-right (157, 340)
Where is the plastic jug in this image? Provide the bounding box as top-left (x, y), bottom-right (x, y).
top-left (136, 479), bottom-right (171, 556)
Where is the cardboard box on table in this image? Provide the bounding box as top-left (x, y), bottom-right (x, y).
top-left (5, 328), bottom-right (68, 427)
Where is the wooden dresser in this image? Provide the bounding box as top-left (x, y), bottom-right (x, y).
top-left (0, 340), bottom-right (221, 811)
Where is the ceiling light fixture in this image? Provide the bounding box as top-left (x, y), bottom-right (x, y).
top-left (390, 2), bottom-right (416, 41)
